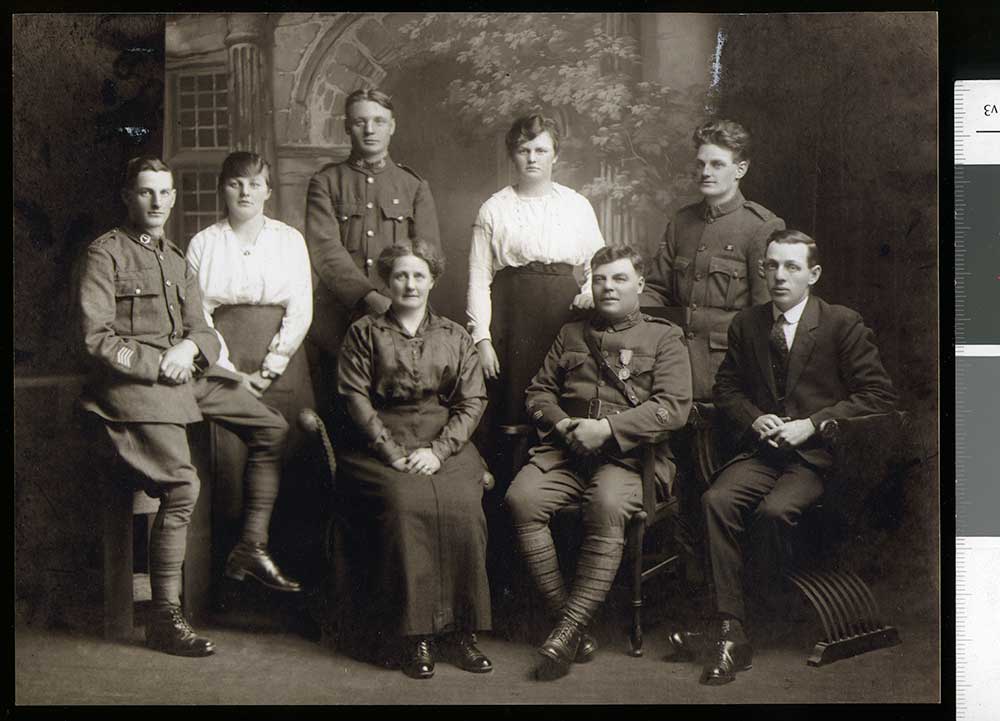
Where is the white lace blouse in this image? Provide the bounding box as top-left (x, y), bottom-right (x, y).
top-left (466, 183), bottom-right (605, 344)
top-left (186, 216), bottom-right (313, 375)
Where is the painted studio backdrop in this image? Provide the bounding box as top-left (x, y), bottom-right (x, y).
top-left (14, 11), bottom-right (938, 700)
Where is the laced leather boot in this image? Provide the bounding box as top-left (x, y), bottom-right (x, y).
top-left (225, 540), bottom-right (302, 592)
top-left (516, 528), bottom-right (598, 664)
top-left (401, 636), bottom-right (434, 679)
top-left (145, 604), bottom-right (215, 657)
top-left (536, 535), bottom-right (624, 678)
top-left (700, 618), bottom-right (753, 686)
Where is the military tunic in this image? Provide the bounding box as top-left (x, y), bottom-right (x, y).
top-left (75, 225), bottom-right (289, 605)
top-left (305, 156), bottom-right (442, 356)
top-left (511, 309), bottom-right (693, 530)
top-left (642, 190), bottom-right (785, 400)
top-left (77, 226), bottom-right (227, 423)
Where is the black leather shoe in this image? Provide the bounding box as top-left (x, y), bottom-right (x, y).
top-left (145, 604), bottom-right (215, 657)
top-left (666, 630), bottom-right (707, 662)
top-left (440, 632), bottom-right (493, 673)
top-left (538, 617), bottom-right (581, 669)
top-left (700, 638), bottom-right (753, 685)
top-left (401, 636), bottom-right (435, 679)
top-left (575, 630), bottom-right (598, 663)
top-left (225, 541), bottom-right (302, 592)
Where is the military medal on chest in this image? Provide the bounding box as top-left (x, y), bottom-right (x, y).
top-left (618, 348), bottom-right (633, 381)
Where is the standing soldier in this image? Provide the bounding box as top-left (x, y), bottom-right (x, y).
top-left (642, 119), bottom-right (785, 400)
top-left (506, 246), bottom-right (692, 679)
top-left (76, 157), bottom-right (301, 658)
top-left (305, 88), bottom-right (442, 407)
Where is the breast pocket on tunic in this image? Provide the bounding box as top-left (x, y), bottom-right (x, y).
top-left (380, 199), bottom-right (414, 245)
top-left (334, 200), bottom-right (366, 252)
top-left (559, 351), bottom-right (590, 384)
top-left (114, 268), bottom-right (163, 337)
top-left (707, 256), bottom-right (748, 310)
top-left (627, 355), bottom-right (656, 395)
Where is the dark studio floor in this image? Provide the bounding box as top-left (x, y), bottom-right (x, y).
top-left (15, 573), bottom-right (940, 707)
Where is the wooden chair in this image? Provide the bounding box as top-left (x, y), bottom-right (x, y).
top-left (694, 405), bottom-right (920, 666)
top-left (500, 422), bottom-right (696, 657)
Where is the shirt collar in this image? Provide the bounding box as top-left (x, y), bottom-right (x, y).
top-left (382, 305), bottom-right (437, 336)
top-left (592, 305), bottom-right (643, 332)
top-left (773, 294), bottom-right (810, 323)
top-left (702, 189), bottom-right (745, 221)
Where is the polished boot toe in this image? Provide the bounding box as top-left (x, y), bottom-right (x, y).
top-left (401, 637), bottom-right (435, 679)
top-left (666, 630), bottom-right (707, 662)
top-left (575, 630), bottom-right (598, 663)
top-left (225, 541), bottom-right (302, 592)
top-left (700, 639), bottom-right (753, 685)
top-left (145, 605), bottom-right (215, 657)
top-left (441, 632), bottom-right (493, 673)
top-left (538, 617), bottom-right (581, 670)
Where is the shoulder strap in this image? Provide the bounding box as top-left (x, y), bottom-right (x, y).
top-left (582, 322), bottom-right (642, 408)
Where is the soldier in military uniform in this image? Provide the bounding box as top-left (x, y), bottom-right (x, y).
top-left (305, 88), bottom-right (442, 410)
top-left (505, 246), bottom-right (693, 679)
top-left (75, 157), bottom-right (301, 658)
top-left (642, 119), bottom-right (785, 400)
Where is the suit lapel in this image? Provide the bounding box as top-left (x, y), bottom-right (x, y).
top-left (785, 295), bottom-right (820, 396)
top-left (750, 303), bottom-right (778, 401)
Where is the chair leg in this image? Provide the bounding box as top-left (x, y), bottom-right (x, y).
top-left (627, 518), bottom-right (646, 657)
top-left (102, 483), bottom-right (134, 641)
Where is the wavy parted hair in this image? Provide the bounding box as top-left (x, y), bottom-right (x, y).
top-left (376, 240), bottom-right (446, 285)
top-left (590, 245), bottom-right (646, 278)
top-left (122, 156), bottom-right (172, 191)
top-left (217, 151), bottom-right (272, 192)
top-left (692, 119), bottom-right (752, 162)
top-left (766, 228), bottom-right (821, 267)
top-left (505, 114), bottom-right (561, 158)
top-left (344, 88), bottom-right (395, 117)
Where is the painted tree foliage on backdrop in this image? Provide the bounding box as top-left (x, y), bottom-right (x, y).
top-left (401, 12), bottom-right (702, 247)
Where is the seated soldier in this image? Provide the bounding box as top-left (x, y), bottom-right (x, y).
top-left (669, 229), bottom-right (897, 685)
top-left (505, 245), bottom-right (692, 679)
top-left (75, 157), bottom-right (301, 658)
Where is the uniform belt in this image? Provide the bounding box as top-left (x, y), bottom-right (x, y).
top-left (559, 398), bottom-right (631, 420)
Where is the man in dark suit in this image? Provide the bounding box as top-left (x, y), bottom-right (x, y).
top-left (677, 228), bottom-right (897, 685)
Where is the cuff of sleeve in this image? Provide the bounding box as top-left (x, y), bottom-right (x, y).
top-left (471, 329), bottom-right (492, 345)
top-left (606, 416), bottom-right (638, 453)
top-left (263, 352), bottom-right (290, 375)
top-left (374, 433), bottom-right (407, 465)
top-left (136, 346), bottom-right (162, 382)
top-left (533, 405), bottom-right (569, 435)
top-left (429, 439), bottom-right (453, 464)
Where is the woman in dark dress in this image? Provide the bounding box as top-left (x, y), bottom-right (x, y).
top-left (336, 241), bottom-right (493, 680)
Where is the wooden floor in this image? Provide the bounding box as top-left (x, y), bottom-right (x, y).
top-left (15, 604), bottom-right (940, 707)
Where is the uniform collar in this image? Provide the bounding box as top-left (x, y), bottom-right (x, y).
top-left (348, 153), bottom-right (392, 174)
top-left (119, 224), bottom-right (166, 252)
top-left (591, 306), bottom-right (643, 332)
top-left (702, 189), bottom-right (745, 221)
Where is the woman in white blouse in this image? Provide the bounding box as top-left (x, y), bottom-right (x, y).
top-left (187, 151), bottom-right (316, 587)
top-left (466, 114), bottom-right (605, 458)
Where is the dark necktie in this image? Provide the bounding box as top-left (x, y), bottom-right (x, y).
top-left (769, 313), bottom-right (789, 399)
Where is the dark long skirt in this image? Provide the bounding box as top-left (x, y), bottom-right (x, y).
top-left (211, 304), bottom-right (320, 583)
top-left (335, 401), bottom-right (491, 645)
top-left (474, 263), bottom-right (584, 639)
